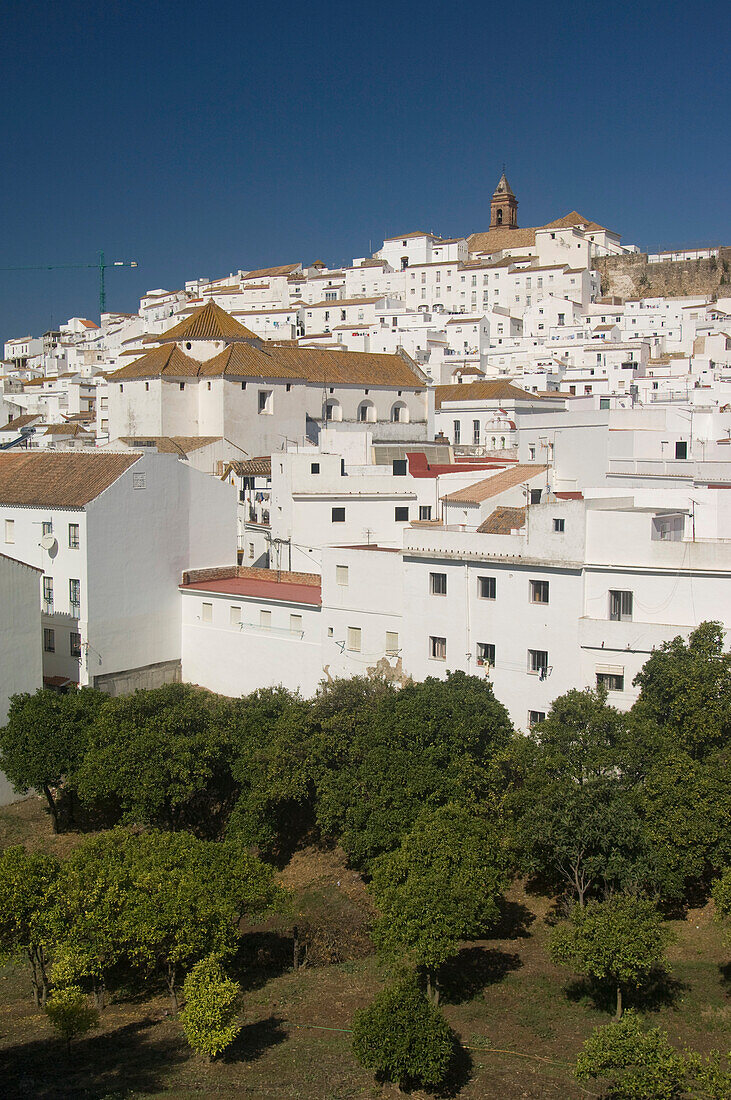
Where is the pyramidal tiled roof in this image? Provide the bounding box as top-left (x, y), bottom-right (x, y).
top-left (158, 300), bottom-right (258, 343)
top-left (493, 172), bottom-right (515, 197)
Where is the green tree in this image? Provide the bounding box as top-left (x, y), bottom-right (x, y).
top-left (550, 895), bottom-right (672, 1019)
top-left (76, 683), bottom-right (235, 831)
top-left (352, 973), bottom-right (456, 1091)
top-left (631, 621), bottom-right (731, 760)
top-left (713, 869), bottom-right (731, 944)
top-left (180, 955), bottom-right (242, 1060)
top-left (317, 672), bottom-right (513, 867)
top-left (575, 1011), bottom-right (687, 1100)
top-left (45, 985), bottom-right (99, 1055)
top-left (0, 688), bottom-right (103, 831)
top-left (0, 846), bottom-right (60, 1005)
top-left (369, 804), bottom-right (509, 1001)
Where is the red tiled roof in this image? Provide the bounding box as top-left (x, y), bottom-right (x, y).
top-left (180, 575), bottom-right (321, 606)
top-left (442, 464), bottom-right (547, 504)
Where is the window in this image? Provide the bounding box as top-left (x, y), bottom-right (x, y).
top-left (258, 390), bottom-right (272, 414)
top-left (597, 671), bottom-right (624, 691)
top-left (336, 565), bottom-right (349, 586)
top-left (179, 382), bottom-right (185, 391)
top-left (528, 710), bottom-right (546, 727)
top-left (528, 649), bottom-right (549, 677)
top-left (260, 610), bottom-right (272, 629)
top-left (4, 519), bottom-right (14, 544)
top-left (290, 614), bottom-right (303, 634)
top-left (248, 542), bottom-right (254, 558)
top-left (473, 419), bottom-right (480, 445)
top-left (331, 507), bottom-right (345, 523)
top-left (609, 590), bottom-right (633, 622)
top-left (358, 401), bottom-right (374, 423)
top-left (347, 626), bottom-right (361, 652)
top-left (553, 518), bottom-right (566, 533)
top-left (476, 642), bottom-right (495, 667)
top-left (675, 440), bottom-right (688, 460)
top-left (310, 462), bottom-right (320, 474)
top-left (43, 576), bottom-right (53, 611)
top-left (43, 628), bottom-right (55, 653)
top-left (430, 635), bottom-right (447, 660)
top-left (69, 632), bottom-right (82, 658)
top-left (42, 521), bottom-right (53, 537)
top-left (528, 445), bottom-right (536, 460)
top-left (132, 472), bottom-right (146, 490)
top-left (419, 505), bottom-right (432, 521)
top-left (430, 572), bottom-right (447, 595)
top-left (201, 602), bottom-right (213, 623)
top-left (599, 397), bottom-right (610, 410)
top-left (530, 580), bottom-right (549, 604)
top-left (530, 488), bottom-right (542, 505)
top-left (230, 605), bottom-right (241, 625)
top-left (395, 506), bottom-right (409, 522)
top-left (68, 523), bottom-right (80, 549)
top-left (392, 459), bottom-right (407, 476)
top-left (385, 631), bottom-right (399, 655)
top-left (478, 575), bottom-right (496, 600)
top-left (453, 420), bottom-right (460, 444)
top-left (69, 579), bottom-right (80, 613)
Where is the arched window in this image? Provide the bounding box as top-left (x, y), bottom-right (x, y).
top-left (391, 401), bottom-right (409, 424)
top-left (325, 399), bottom-right (342, 422)
top-left (496, 209), bottom-right (503, 226)
top-left (500, 436), bottom-right (506, 448)
top-left (358, 400), bottom-right (375, 423)
top-left (491, 436), bottom-right (496, 448)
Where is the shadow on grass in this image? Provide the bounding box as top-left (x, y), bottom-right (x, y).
top-left (223, 1014), bottom-right (287, 1063)
top-left (564, 965), bottom-right (687, 1014)
top-left (2, 1015), bottom-right (186, 1100)
top-left (719, 961), bottom-right (731, 990)
top-left (438, 946), bottom-right (523, 1004)
top-left (490, 898), bottom-right (536, 940)
top-left (231, 931), bottom-right (294, 993)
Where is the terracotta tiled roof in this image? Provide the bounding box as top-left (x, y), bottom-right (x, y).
top-left (442, 464), bottom-right (546, 504)
top-left (223, 456), bottom-right (271, 477)
top-left (434, 381), bottom-right (552, 409)
top-left (382, 230), bottom-right (433, 241)
top-left (43, 423), bottom-right (94, 436)
top-left (158, 300), bottom-right (258, 342)
top-left (117, 436), bottom-right (222, 455)
top-left (477, 505), bottom-right (527, 534)
top-left (467, 227), bottom-right (537, 253)
top-left (0, 452), bottom-right (141, 507)
top-left (261, 345), bottom-right (425, 386)
top-left (0, 413), bottom-right (42, 431)
top-left (198, 342), bottom-right (302, 379)
top-left (541, 210), bottom-right (608, 233)
top-left (110, 343), bottom-right (201, 379)
top-left (241, 264), bottom-right (301, 281)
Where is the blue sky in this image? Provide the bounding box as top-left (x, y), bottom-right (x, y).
top-left (1, 0), bottom-right (729, 344)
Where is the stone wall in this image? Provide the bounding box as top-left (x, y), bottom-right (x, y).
top-left (592, 248), bottom-right (731, 301)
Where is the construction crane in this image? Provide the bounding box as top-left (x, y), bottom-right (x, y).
top-left (0, 251), bottom-right (138, 317)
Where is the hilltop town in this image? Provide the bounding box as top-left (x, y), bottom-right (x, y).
top-left (1, 173), bottom-right (730, 744)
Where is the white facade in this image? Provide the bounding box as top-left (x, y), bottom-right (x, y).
top-left (0, 553), bottom-right (43, 804)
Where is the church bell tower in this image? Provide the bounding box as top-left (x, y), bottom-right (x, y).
top-left (490, 171), bottom-right (518, 230)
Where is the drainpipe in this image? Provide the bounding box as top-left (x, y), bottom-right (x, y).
top-left (464, 560), bottom-right (472, 674)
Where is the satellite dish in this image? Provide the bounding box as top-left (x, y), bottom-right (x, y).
top-left (40, 533), bottom-right (56, 551)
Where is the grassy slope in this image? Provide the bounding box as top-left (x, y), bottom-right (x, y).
top-left (1, 797), bottom-right (728, 1099)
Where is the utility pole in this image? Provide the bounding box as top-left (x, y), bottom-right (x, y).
top-left (0, 251), bottom-right (139, 319)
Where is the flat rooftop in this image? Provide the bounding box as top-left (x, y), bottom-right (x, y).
top-left (180, 566), bottom-right (321, 606)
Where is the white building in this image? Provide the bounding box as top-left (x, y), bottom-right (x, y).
top-left (0, 552), bottom-right (43, 804)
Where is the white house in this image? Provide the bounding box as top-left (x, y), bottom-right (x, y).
top-left (0, 553), bottom-right (43, 804)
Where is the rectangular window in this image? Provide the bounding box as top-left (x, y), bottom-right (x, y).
top-left (675, 440), bottom-right (688, 460)
top-left (528, 710), bottom-right (546, 727)
top-left (43, 628), bottom-right (55, 653)
top-left (530, 488), bottom-right (542, 505)
top-left (478, 575), bottom-right (496, 600)
top-left (41, 521), bottom-right (52, 537)
top-left (528, 445), bottom-right (536, 460)
top-left (395, 506), bottom-right (409, 522)
top-left (69, 579), bottom-right (81, 613)
top-left (290, 614), bottom-right (303, 634)
top-left (609, 590), bottom-right (633, 622)
top-left (430, 572), bottom-right (447, 595)
top-left (528, 649), bottom-right (549, 676)
top-left (530, 580), bottom-right (549, 604)
top-left (430, 635), bottom-right (447, 660)
top-left (201, 601), bottom-right (213, 623)
top-left (476, 642), bottom-right (495, 667)
top-left (43, 576), bottom-right (53, 611)
top-left (473, 420), bottom-right (480, 445)
top-left (311, 462), bottom-right (320, 474)
top-left (248, 542), bottom-right (254, 558)
top-left (260, 610), bottom-right (272, 629)
top-left (4, 519), bottom-right (14, 544)
top-left (336, 565), bottom-right (349, 586)
top-left (596, 672), bottom-right (624, 691)
top-left (453, 420), bottom-right (460, 444)
top-left (385, 631), bottom-right (399, 655)
top-left (331, 507), bottom-right (345, 523)
top-left (553, 518), bottom-right (565, 532)
top-left (419, 506), bottom-right (432, 521)
top-left (258, 390), bottom-right (272, 414)
top-left (230, 605), bottom-right (241, 625)
top-left (392, 459), bottom-right (407, 476)
top-left (68, 523), bottom-right (80, 549)
top-left (70, 632), bottom-right (81, 658)
top-left (347, 626), bottom-right (361, 652)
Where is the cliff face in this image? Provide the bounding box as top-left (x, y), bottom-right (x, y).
top-left (592, 248), bottom-right (730, 300)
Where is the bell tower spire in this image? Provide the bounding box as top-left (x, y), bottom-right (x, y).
top-left (490, 171), bottom-right (518, 230)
